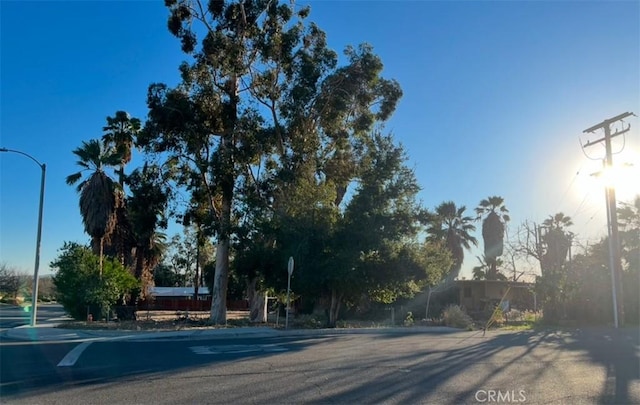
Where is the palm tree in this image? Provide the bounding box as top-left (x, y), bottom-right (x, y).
top-left (543, 212), bottom-right (573, 230)
top-left (127, 164), bottom-right (169, 301)
top-left (428, 201), bottom-right (478, 283)
top-left (472, 255), bottom-right (506, 280)
top-left (101, 111), bottom-right (141, 266)
top-left (541, 212), bottom-right (573, 271)
top-left (475, 196), bottom-right (510, 280)
top-left (102, 111), bottom-right (141, 188)
top-left (66, 139), bottom-right (121, 274)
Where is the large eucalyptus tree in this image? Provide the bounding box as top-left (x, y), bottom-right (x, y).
top-left (140, 0), bottom-right (401, 324)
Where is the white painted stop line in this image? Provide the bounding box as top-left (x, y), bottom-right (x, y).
top-left (189, 344), bottom-right (288, 355)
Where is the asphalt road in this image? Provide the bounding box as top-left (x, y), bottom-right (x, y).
top-left (0, 303), bottom-right (68, 330)
top-left (1, 327), bottom-right (638, 404)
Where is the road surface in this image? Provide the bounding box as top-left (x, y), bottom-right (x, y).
top-left (0, 303), bottom-right (68, 331)
top-left (1, 327), bottom-right (638, 404)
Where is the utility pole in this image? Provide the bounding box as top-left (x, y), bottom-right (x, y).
top-left (583, 111), bottom-right (634, 327)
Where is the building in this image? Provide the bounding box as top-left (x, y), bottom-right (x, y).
top-left (145, 287), bottom-right (248, 311)
top-left (456, 280), bottom-right (536, 314)
top-left (150, 287), bottom-right (211, 300)
top-left (144, 287), bottom-right (211, 311)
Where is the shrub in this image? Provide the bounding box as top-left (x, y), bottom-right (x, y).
top-left (442, 305), bottom-right (473, 329)
top-left (51, 242), bottom-right (139, 320)
top-left (292, 314), bottom-right (324, 329)
top-left (489, 306), bottom-right (505, 327)
top-left (404, 311), bottom-right (414, 326)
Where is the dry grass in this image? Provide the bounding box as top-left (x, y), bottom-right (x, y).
top-left (57, 310), bottom-right (255, 331)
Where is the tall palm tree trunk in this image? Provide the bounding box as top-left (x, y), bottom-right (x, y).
top-left (99, 237), bottom-right (104, 277)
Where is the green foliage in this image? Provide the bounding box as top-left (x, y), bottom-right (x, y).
top-left (475, 196), bottom-right (509, 280)
top-left (618, 196), bottom-right (640, 323)
top-left (488, 306), bottom-right (505, 327)
top-left (292, 314), bottom-right (325, 329)
top-left (153, 263), bottom-right (183, 287)
top-left (404, 311), bottom-right (414, 327)
top-left (427, 201), bottom-right (478, 283)
top-left (442, 305), bottom-right (473, 329)
top-left (66, 140), bottom-right (121, 246)
top-left (142, 0), bottom-right (346, 323)
top-left (533, 213), bottom-right (574, 323)
top-left (283, 134), bottom-right (448, 325)
top-left (51, 242), bottom-right (139, 320)
top-left (472, 255), bottom-right (506, 281)
top-left (532, 200), bottom-right (639, 325)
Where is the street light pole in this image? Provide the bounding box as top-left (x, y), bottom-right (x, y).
top-left (0, 148), bottom-right (46, 327)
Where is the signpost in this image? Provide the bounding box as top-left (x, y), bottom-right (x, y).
top-left (285, 257), bottom-right (294, 329)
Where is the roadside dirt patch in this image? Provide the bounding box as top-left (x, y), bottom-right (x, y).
top-left (57, 310), bottom-right (254, 331)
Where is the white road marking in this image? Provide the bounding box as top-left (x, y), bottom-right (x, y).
top-left (57, 342), bottom-right (92, 367)
top-left (189, 344), bottom-right (288, 355)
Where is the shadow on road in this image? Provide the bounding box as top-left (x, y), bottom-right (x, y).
top-left (329, 327), bottom-right (639, 404)
top-left (2, 327), bottom-right (638, 403)
top-left (0, 334), bottom-right (335, 400)
top-left (565, 327), bottom-right (640, 404)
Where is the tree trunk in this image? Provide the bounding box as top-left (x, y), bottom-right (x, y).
top-left (209, 75), bottom-right (237, 325)
top-left (487, 258), bottom-right (497, 280)
top-left (247, 277), bottom-right (267, 323)
top-left (134, 245), bottom-right (154, 302)
top-left (210, 237), bottom-right (229, 324)
top-left (328, 289), bottom-right (343, 328)
top-left (210, 188), bottom-right (232, 324)
top-left (194, 241), bottom-right (200, 301)
top-left (134, 246), bottom-right (144, 280)
top-left (99, 237), bottom-right (104, 278)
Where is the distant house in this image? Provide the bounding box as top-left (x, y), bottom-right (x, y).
top-left (150, 287), bottom-right (211, 300)
top-left (145, 287), bottom-right (248, 311)
top-left (456, 280), bottom-right (535, 313)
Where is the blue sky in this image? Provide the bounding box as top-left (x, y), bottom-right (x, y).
top-left (1, 0), bottom-right (638, 281)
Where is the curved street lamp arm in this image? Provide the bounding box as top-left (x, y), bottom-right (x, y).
top-left (0, 147), bottom-right (45, 168)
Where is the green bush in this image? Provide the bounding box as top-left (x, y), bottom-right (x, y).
top-left (404, 311), bottom-right (414, 326)
top-left (442, 305), bottom-right (473, 329)
top-left (489, 306), bottom-right (505, 327)
top-left (292, 314), bottom-right (324, 329)
top-left (51, 242), bottom-right (139, 320)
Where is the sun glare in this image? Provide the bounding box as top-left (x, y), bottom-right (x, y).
top-left (599, 162), bottom-right (639, 201)
top-left (573, 148), bottom-right (639, 219)
top-left (583, 147), bottom-right (640, 203)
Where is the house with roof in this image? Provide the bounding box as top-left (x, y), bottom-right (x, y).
top-left (456, 280), bottom-right (536, 314)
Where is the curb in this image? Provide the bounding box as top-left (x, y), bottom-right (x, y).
top-left (2, 325), bottom-right (462, 342)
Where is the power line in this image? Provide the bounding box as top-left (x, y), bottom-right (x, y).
top-left (555, 165), bottom-right (583, 213)
top-left (583, 206), bottom-right (602, 227)
top-left (571, 191), bottom-right (591, 219)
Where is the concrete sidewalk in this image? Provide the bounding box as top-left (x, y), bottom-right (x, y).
top-left (1, 322), bottom-right (461, 342)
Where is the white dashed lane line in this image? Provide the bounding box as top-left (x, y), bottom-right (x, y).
top-left (57, 342), bottom-right (93, 367)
